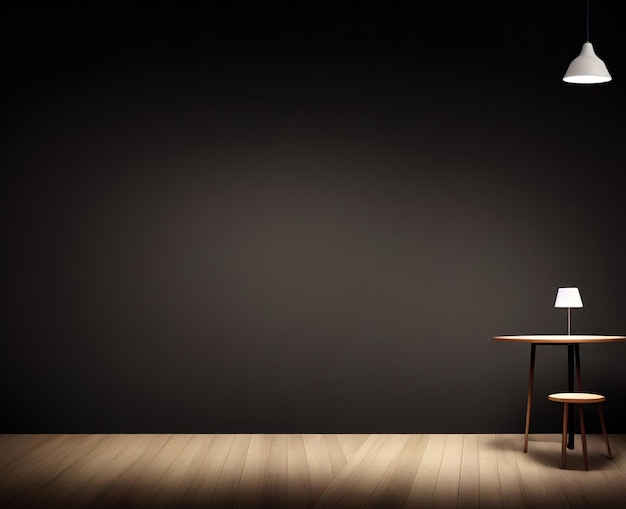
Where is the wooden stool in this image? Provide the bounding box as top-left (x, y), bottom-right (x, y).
top-left (548, 392), bottom-right (612, 470)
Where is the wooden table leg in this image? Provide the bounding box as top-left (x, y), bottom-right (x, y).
top-left (524, 343), bottom-right (536, 453)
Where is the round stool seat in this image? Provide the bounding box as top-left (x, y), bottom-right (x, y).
top-left (548, 392), bottom-right (605, 404)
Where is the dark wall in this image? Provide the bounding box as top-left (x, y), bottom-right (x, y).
top-left (2, 1), bottom-right (625, 433)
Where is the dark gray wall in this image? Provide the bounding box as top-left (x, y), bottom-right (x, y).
top-left (2, 1), bottom-right (625, 433)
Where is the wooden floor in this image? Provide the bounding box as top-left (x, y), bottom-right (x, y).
top-left (1, 433), bottom-right (625, 508)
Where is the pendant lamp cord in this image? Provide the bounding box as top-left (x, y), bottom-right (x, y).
top-left (586, 0), bottom-right (590, 41)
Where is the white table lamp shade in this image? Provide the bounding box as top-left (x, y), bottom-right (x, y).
top-left (555, 287), bottom-right (583, 308)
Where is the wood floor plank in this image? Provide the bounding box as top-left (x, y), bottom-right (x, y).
top-left (0, 434), bottom-right (73, 488)
top-left (534, 433), bottom-right (625, 509)
top-left (535, 433), bottom-right (603, 508)
top-left (111, 433), bottom-right (193, 508)
top-left (0, 433), bottom-right (624, 509)
top-left (28, 433), bottom-right (136, 509)
top-left (301, 434), bottom-right (338, 503)
top-left (344, 434), bottom-right (410, 508)
top-left (403, 434), bottom-right (447, 507)
top-left (493, 434), bottom-right (525, 509)
top-left (321, 434), bottom-right (348, 477)
top-left (177, 433), bottom-right (235, 508)
top-left (457, 433), bottom-right (479, 509)
top-left (262, 433), bottom-right (289, 508)
top-left (311, 434), bottom-right (398, 508)
top-left (0, 434), bottom-right (63, 478)
top-left (609, 434), bottom-right (626, 476)
top-left (207, 433), bottom-right (251, 508)
top-left (599, 466), bottom-right (626, 506)
top-left (360, 434), bottom-right (418, 509)
top-left (233, 433), bottom-right (272, 508)
top-left (431, 433), bottom-right (464, 509)
top-left (141, 433), bottom-right (214, 508)
top-left (364, 433), bottom-right (429, 509)
top-left (87, 434), bottom-right (173, 508)
top-left (478, 434), bottom-right (503, 509)
top-left (61, 433), bottom-right (166, 508)
top-left (2, 434), bottom-right (108, 509)
top-left (287, 433), bottom-right (314, 509)
top-left (337, 434), bottom-right (369, 462)
top-left (612, 433), bottom-right (626, 450)
top-left (513, 434), bottom-right (570, 509)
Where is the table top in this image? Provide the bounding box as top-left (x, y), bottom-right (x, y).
top-left (493, 334), bottom-right (626, 344)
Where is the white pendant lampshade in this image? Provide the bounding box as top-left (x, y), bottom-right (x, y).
top-left (563, 42), bottom-right (612, 84)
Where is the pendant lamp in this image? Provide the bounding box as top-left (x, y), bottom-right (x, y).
top-left (563, 0), bottom-right (611, 84)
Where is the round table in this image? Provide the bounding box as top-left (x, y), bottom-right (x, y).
top-left (493, 335), bottom-right (626, 453)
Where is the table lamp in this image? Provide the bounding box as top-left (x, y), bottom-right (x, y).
top-left (555, 287), bottom-right (583, 335)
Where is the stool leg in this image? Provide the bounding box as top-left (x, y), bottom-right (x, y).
top-left (561, 403), bottom-right (568, 469)
top-left (578, 404), bottom-right (588, 470)
top-left (597, 403), bottom-right (612, 459)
